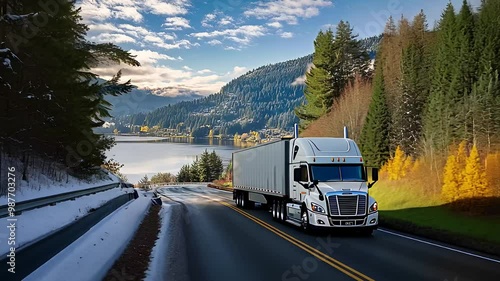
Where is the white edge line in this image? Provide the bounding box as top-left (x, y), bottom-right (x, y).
top-left (378, 229), bottom-right (500, 264)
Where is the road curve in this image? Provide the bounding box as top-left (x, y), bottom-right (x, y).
top-left (157, 185), bottom-right (500, 281)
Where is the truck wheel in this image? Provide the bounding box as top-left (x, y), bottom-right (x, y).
top-left (241, 193), bottom-right (246, 208)
top-left (301, 208), bottom-right (311, 233)
top-left (272, 200), bottom-right (278, 220)
top-left (280, 201), bottom-right (286, 222)
top-left (360, 228), bottom-right (373, 236)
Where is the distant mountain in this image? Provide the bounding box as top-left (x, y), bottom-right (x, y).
top-left (359, 35), bottom-right (382, 59)
top-left (122, 35), bottom-right (382, 134)
top-left (106, 88), bottom-right (203, 116)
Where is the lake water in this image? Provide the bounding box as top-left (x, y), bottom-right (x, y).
top-left (106, 136), bottom-right (241, 184)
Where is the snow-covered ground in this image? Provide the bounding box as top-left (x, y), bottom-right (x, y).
top-left (144, 205), bottom-right (173, 281)
top-left (0, 187), bottom-right (130, 256)
top-left (0, 168), bottom-right (121, 204)
top-left (24, 192), bottom-right (151, 281)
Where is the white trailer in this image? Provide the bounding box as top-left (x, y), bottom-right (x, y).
top-left (232, 129), bottom-right (379, 234)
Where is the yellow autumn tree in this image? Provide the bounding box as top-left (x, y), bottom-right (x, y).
top-left (460, 144), bottom-right (492, 199)
top-left (455, 141), bottom-right (468, 183)
top-left (441, 154), bottom-right (461, 203)
top-left (386, 146), bottom-right (407, 180)
top-left (485, 153), bottom-right (500, 196)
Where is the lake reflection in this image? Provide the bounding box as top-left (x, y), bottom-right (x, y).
top-left (106, 136), bottom-right (242, 184)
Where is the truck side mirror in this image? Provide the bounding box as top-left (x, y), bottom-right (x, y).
top-left (367, 167), bottom-right (379, 188)
top-left (372, 168), bottom-right (379, 182)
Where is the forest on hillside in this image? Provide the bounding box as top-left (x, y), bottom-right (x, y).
top-left (300, 0), bottom-right (500, 208)
top-left (121, 36), bottom-right (380, 135)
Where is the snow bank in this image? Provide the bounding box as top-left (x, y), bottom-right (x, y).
top-left (24, 193), bottom-right (151, 281)
top-left (0, 187), bottom-right (129, 256)
top-left (144, 205), bottom-right (173, 281)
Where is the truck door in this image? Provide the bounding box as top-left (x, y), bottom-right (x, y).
top-left (291, 163), bottom-right (309, 201)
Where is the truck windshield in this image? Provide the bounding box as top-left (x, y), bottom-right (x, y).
top-left (310, 165), bottom-right (364, 182)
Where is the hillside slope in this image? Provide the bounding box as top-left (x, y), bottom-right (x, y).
top-left (122, 36), bottom-right (381, 134)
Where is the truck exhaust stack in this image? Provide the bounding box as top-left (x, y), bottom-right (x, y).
top-left (294, 123), bottom-right (299, 139)
top-left (344, 126), bottom-right (349, 139)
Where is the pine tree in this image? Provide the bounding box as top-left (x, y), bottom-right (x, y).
top-left (295, 30), bottom-right (334, 129)
top-left (360, 69), bottom-right (390, 167)
top-left (423, 3), bottom-right (459, 153)
top-left (460, 144), bottom-right (492, 199)
top-left (190, 157), bottom-right (200, 182)
top-left (393, 11), bottom-right (430, 156)
top-left (0, 0), bottom-right (139, 174)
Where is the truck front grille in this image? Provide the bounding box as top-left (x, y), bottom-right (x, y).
top-left (328, 195), bottom-right (366, 216)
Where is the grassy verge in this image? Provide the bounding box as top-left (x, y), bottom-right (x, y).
top-left (371, 181), bottom-right (500, 256)
top-left (208, 180), bottom-right (233, 192)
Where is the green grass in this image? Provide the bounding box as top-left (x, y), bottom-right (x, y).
top-left (380, 207), bottom-right (500, 245)
top-left (370, 180), bottom-right (500, 249)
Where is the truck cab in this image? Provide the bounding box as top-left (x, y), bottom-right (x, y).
top-left (288, 138), bottom-right (378, 233)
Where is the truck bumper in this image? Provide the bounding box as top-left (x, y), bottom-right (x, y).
top-left (308, 211), bottom-right (378, 229)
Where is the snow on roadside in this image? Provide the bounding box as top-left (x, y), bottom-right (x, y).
top-left (0, 170), bottom-right (121, 204)
top-left (24, 192), bottom-right (151, 281)
top-left (144, 204), bottom-right (173, 281)
top-left (0, 187), bottom-right (129, 256)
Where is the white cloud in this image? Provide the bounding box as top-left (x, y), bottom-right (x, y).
top-left (90, 33), bottom-right (136, 43)
top-left (244, 0), bottom-right (332, 25)
top-left (130, 49), bottom-right (177, 64)
top-left (79, 1), bottom-right (113, 22)
top-left (207, 39), bottom-right (222, 45)
top-left (190, 25), bottom-right (267, 45)
top-left (224, 46), bottom-right (241, 51)
top-left (197, 69), bottom-right (213, 74)
top-left (77, 0), bottom-right (190, 23)
top-left (183, 66), bottom-right (193, 70)
top-left (87, 23), bottom-right (122, 33)
top-left (280, 31), bottom-right (293, 38)
top-left (112, 5), bottom-right (143, 22)
top-left (92, 63), bottom-right (249, 95)
top-left (291, 63), bottom-right (313, 86)
top-left (145, 0), bottom-right (189, 15)
top-left (201, 13), bottom-right (217, 27)
top-left (231, 66), bottom-right (247, 77)
top-left (163, 17), bottom-right (191, 30)
top-left (267, 21), bottom-right (282, 28)
top-left (219, 16), bottom-right (233, 25)
top-left (155, 39), bottom-right (199, 50)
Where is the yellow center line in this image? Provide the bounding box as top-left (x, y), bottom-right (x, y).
top-left (210, 198), bottom-right (375, 281)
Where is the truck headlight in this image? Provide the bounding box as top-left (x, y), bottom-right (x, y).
top-left (311, 202), bottom-right (325, 213)
top-left (369, 202), bottom-right (378, 214)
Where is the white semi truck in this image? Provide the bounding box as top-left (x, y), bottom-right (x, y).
top-left (232, 128), bottom-right (379, 235)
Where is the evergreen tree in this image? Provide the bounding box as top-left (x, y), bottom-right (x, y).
top-left (0, 0), bottom-right (139, 174)
top-left (295, 30), bottom-right (334, 129)
top-left (177, 165), bottom-right (191, 182)
top-left (392, 12), bottom-right (430, 156)
top-left (423, 3), bottom-right (458, 152)
top-left (190, 156), bottom-right (200, 182)
top-left (209, 151), bottom-right (223, 181)
top-left (360, 69), bottom-right (390, 167)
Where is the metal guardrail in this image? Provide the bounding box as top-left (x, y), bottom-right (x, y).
top-left (150, 182), bottom-right (210, 188)
top-left (0, 183), bottom-right (120, 218)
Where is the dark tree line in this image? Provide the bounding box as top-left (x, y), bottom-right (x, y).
top-left (177, 150), bottom-right (224, 182)
top-left (0, 0), bottom-right (139, 177)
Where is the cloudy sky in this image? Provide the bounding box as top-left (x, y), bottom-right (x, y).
top-left (78, 0), bottom-right (481, 96)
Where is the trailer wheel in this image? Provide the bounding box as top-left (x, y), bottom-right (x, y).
top-left (235, 192), bottom-right (242, 208)
top-left (272, 200), bottom-right (278, 220)
top-left (301, 208), bottom-right (311, 233)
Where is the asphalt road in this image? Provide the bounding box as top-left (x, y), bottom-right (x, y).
top-left (157, 185), bottom-right (500, 281)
